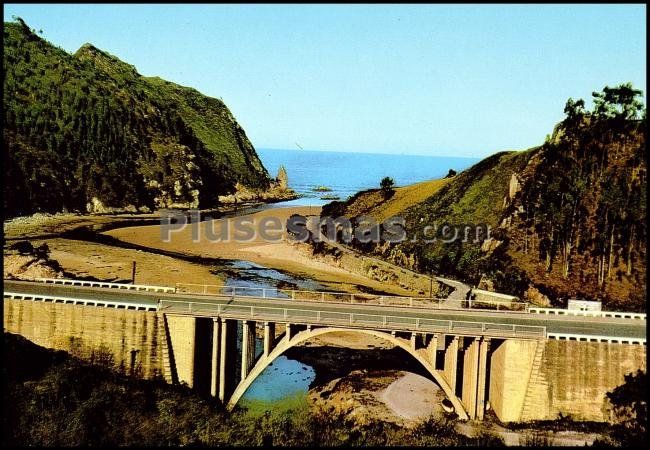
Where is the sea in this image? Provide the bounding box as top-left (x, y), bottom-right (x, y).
top-left (257, 148), bottom-right (479, 207)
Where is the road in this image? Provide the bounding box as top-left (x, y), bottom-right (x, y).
top-left (3, 280), bottom-right (645, 340)
top-left (435, 276), bottom-right (471, 308)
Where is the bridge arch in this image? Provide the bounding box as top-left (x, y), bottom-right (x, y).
top-left (227, 326), bottom-right (468, 420)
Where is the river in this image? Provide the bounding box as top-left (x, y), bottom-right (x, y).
top-left (221, 259), bottom-right (319, 409)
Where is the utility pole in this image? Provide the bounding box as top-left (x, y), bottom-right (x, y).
top-left (131, 261), bottom-right (137, 284)
top-left (429, 271), bottom-right (433, 298)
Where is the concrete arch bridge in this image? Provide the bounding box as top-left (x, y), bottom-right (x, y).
top-left (3, 279), bottom-right (646, 423)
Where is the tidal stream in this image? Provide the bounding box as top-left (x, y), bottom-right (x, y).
top-left (222, 260), bottom-right (320, 406)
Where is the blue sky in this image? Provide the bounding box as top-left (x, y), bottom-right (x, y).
top-left (3, 4), bottom-right (646, 157)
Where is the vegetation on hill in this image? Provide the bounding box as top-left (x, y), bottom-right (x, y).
top-left (3, 19), bottom-right (270, 217)
top-left (502, 84), bottom-right (646, 309)
top-left (324, 84), bottom-right (646, 310)
top-left (2, 333), bottom-right (504, 447)
top-left (322, 178), bottom-right (450, 224)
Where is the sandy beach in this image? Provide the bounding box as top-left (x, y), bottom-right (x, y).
top-left (105, 206), bottom-right (418, 295)
top-left (45, 237), bottom-right (225, 286)
top-left (3, 212), bottom-right (225, 286)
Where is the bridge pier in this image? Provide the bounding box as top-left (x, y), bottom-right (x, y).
top-left (285, 322), bottom-right (295, 340)
top-left (241, 320), bottom-right (256, 380)
top-left (455, 337), bottom-right (493, 420)
top-left (462, 337), bottom-right (480, 419)
top-left (476, 338), bottom-right (490, 420)
top-left (218, 318), bottom-right (237, 402)
top-left (443, 335), bottom-right (459, 393)
top-left (263, 321), bottom-right (275, 357)
top-left (210, 318), bottom-right (221, 397)
top-left (165, 315), bottom-right (197, 388)
top-left (426, 333), bottom-right (439, 368)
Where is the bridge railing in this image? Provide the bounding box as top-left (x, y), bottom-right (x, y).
top-left (33, 278), bottom-right (175, 293)
top-left (462, 299), bottom-right (528, 312)
top-left (529, 307), bottom-right (646, 320)
top-left (547, 332), bottom-right (646, 345)
top-left (4, 291), bottom-right (156, 311)
top-left (174, 282), bottom-right (529, 312)
top-left (20, 278), bottom-right (528, 312)
top-left (159, 299), bottom-right (547, 339)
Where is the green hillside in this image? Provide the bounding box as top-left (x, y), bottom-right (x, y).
top-left (326, 84), bottom-right (646, 311)
top-left (3, 19), bottom-right (270, 216)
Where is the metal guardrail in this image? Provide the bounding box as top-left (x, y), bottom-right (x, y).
top-left (529, 307), bottom-right (646, 320)
top-left (4, 292), bottom-right (156, 311)
top-left (23, 278), bottom-right (527, 311)
top-left (547, 332), bottom-right (646, 345)
top-left (174, 282), bottom-right (529, 312)
top-left (159, 299), bottom-right (546, 339)
top-left (33, 278), bottom-right (175, 293)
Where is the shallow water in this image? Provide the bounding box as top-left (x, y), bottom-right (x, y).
top-left (218, 260), bottom-right (321, 404)
top-left (223, 260), bottom-right (324, 293)
top-left (242, 356), bottom-right (316, 403)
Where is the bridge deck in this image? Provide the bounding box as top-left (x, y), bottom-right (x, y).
top-left (3, 280), bottom-right (646, 342)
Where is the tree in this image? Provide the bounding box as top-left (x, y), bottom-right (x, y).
top-left (563, 97), bottom-right (586, 124)
top-left (445, 169), bottom-right (457, 178)
top-left (380, 177), bottom-right (395, 197)
top-left (606, 370), bottom-right (647, 446)
top-left (593, 83), bottom-right (644, 122)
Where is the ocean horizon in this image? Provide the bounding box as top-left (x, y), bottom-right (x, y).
top-left (258, 148), bottom-right (480, 207)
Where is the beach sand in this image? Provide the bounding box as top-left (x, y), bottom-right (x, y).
top-left (44, 237), bottom-right (225, 286)
top-left (105, 206), bottom-right (416, 295)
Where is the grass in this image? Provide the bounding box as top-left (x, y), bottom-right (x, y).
top-left (239, 391), bottom-right (311, 418)
top-left (337, 178), bottom-right (451, 223)
top-left (371, 178), bottom-right (451, 222)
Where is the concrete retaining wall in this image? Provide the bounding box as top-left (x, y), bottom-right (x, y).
top-left (489, 339), bottom-right (646, 423)
top-left (3, 298), bottom-right (165, 379)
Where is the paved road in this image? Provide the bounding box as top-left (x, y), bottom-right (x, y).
top-left (435, 276), bottom-right (471, 308)
top-left (3, 280), bottom-right (645, 340)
